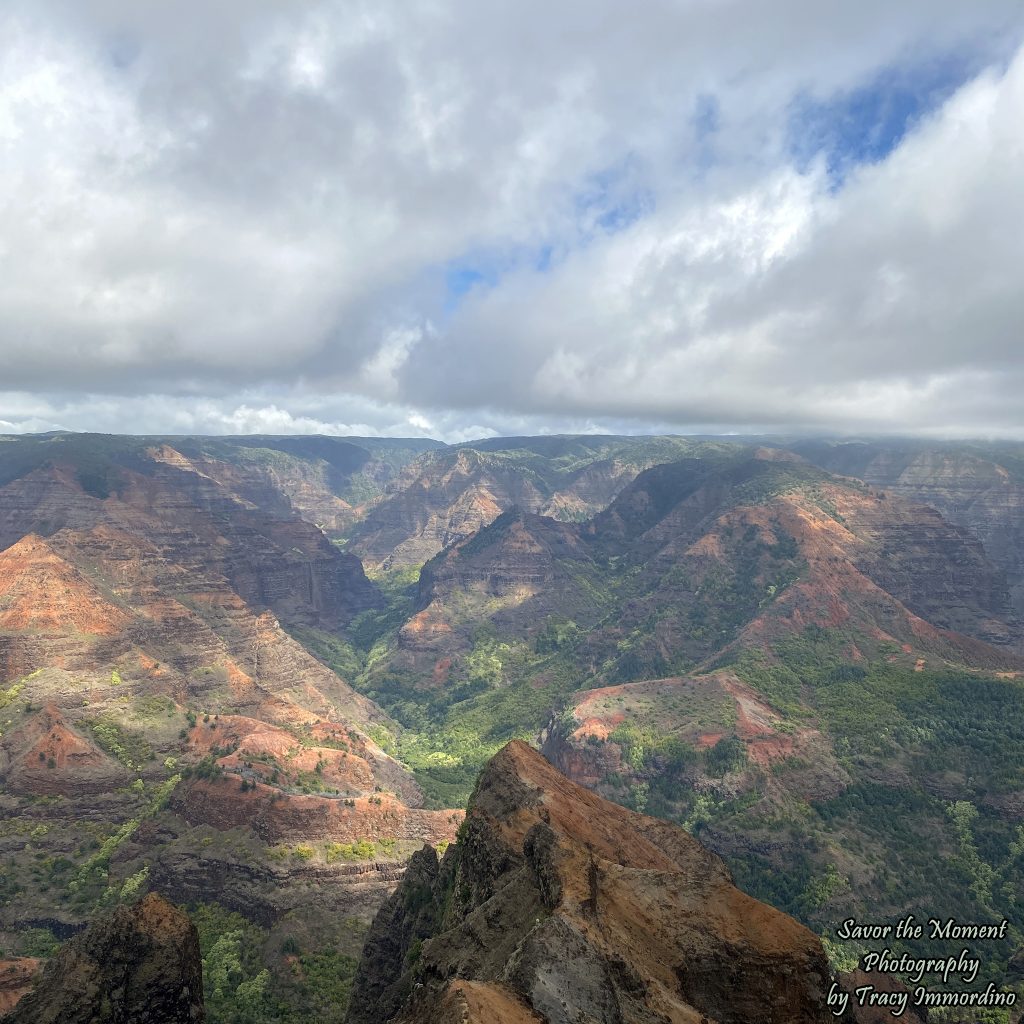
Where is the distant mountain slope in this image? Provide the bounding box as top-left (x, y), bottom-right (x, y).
top-left (792, 439), bottom-right (1024, 617)
top-left (0, 437), bottom-right (460, 1016)
top-left (169, 434), bottom-right (442, 536)
top-left (0, 431), bottom-right (441, 542)
top-left (374, 451), bottom-right (1019, 706)
top-left (346, 436), bottom-right (743, 569)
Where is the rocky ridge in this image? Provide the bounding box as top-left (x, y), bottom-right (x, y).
top-left (381, 453), bottom-right (1022, 699)
top-left (2, 893), bottom-right (204, 1023)
top-left (347, 437), bottom-right (735, 569)
top-left (792, 441), bottom-right (1024, 620)
top-left (347, 741), bottom-right (833, 1024)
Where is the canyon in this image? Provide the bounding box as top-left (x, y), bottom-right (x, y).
top-left (3, 430), bottom-right (1024, 1020)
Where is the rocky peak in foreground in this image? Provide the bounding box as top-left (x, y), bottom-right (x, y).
top-left (2, 893), bottom-right (204, 1024)
top-left (347, 740), bottom-right (833, 1024)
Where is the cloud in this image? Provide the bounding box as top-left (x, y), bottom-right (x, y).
top-left (0, 389), bottom-right (607, 443)
top-left (0, 1), bottom-right (1022, 437)
top-left (405, 44), bottom-right (1024, 436)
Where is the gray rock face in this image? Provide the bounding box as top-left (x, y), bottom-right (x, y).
top-left (345, 845), bottom-right (446, 1024)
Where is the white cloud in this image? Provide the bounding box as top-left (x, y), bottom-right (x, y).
top-left (0, 1), bottom-right (1022, 437)
top-left (405, 42), bottom-right (1024, 435)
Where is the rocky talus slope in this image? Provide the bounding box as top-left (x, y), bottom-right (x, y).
top-left (347, 741), bottom-right (833, 1024)
top-left (2, 893), bottom-right (204, 1023)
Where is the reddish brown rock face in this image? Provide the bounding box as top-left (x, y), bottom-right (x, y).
top-left (348, 741), bottom-right (833, 1024)
top-left (374, 451), bottom-right (1022, 723)
top-left (0, 451), bottom-right (381, 639)
top-left (0, 703), bottom-right (128, 796)
top-left (0, 452), bottom-right (401, 783)
top-left (0, 441), bottom-right (461, 967)
top-left (585, 455), bottom-right (1021, 665)
top-left (836, 969), bottom-right (927, 1024)
top-left (793, 441), bottom-right (1024, 620)
top-left (0, 958), bottom-right (40, 1016)
top-left (348, 449), bottom-right (537, 569)
top-left (174, 775), bottom-right (461, 846)
top-left (0, 535), bottom-right (132, 636)
top-left (346, 439), bottom-right (711, 570)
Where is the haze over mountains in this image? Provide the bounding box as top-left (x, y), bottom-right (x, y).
top-left (3, 430), bottom-right (1024, 1019)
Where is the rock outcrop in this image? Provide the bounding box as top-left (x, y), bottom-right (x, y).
top-left (0, 703), bottom-right (128, 797)
top-left (347, 740), bottom-right (832, 1024)
top-left (836, 969), bottom-right (927, 1023)
top-left (2, 893), bottom-right (204, 1024)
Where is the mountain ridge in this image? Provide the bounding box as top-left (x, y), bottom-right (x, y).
top-left (346, 740), bottom-right (834, 1024)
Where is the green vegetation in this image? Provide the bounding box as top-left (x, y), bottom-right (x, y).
top-left (84, 717), bottom-right (154, 771)
top-left (0, 432), bottom-right (157, 493)
top-left (268, 838), bottom-right (395, 864)
top-left (542, 604), bottom-right (1024, 993)
top-left (191, 902), bottom-right (359, 1024)
top-left (289, 627), bottom-right (363, 682)
top-left (134, 694), bottom-right (177, 720)
top-left (119, 866), bottom-right (149, 903)
top-left (710, 646), bottom-right (1024, 985)
top-left (309, 610), bottom-right (580, 806)
top-left (193, 903), bottom-right (273, 1024)
top-left (326, 839), bottom-right (378, 861)
top-left (379, 539), bottom-right (799, 804)
top-left (0, 681), bottom-right (26, 709)
top-left (19, 927), bottom-right (61, 957)
top-left (703, 735), bottom-right (747, 777)
top-left (732, 626), bottom-right (1024, 795)
top-left (69, 775), bottom-right (180, 898)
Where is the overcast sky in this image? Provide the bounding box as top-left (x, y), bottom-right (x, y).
top-left (2, 0), bottom-right (1022, 441)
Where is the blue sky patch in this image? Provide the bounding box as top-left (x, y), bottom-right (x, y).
top-left (693, 93), bottom-right (720, 141)
top-left (788, 51), bottom-right (980, 187)
top-left (573, 155), bottom-right (656, 236)
top-left (441, 243), bottom-right (555, 314)
top-left (444, 263), bottom-right (492, 306)
top-left (440, 160), bottom-right (654, 315)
